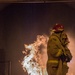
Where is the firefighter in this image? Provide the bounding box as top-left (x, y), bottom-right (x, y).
top-left (47, 24), bottom-right (72, 75)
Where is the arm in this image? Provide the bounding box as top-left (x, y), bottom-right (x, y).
top-left (47, 36), bottom-right (64, 57)
top-left (65, 47), bottom-right (72, 62)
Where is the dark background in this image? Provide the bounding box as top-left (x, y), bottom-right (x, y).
top-left (0, 2), bottom-right (75, 75)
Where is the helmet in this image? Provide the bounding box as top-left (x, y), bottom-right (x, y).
top-left (52, 23), bottom-right (64, 32)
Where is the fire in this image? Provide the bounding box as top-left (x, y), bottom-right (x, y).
top-left (21, 33), bottom-right (74, 75)
top-left (21, 35), bottom-right (48, 75)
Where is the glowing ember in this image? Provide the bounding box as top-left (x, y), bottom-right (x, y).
top-left (21, 35), bottom-right (48, 75)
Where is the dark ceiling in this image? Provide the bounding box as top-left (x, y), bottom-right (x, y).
top-left (0, 1), bottom-right (75, 11)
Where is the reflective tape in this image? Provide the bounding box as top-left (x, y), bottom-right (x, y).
top-left (48, 60), bottom-right (59, 63)
top-left (48, 60), bottom-right (67, 65)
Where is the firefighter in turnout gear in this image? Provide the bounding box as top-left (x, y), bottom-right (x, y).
top-left (47, 24), bottom-right (72, 75)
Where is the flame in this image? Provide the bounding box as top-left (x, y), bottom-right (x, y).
top-left (21, 35), bottom-right (48, 75)
top-left (21, 33), bottom-right (74, 75)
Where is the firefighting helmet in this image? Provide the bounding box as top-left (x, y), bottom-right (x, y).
top-left (52, 23), bottom-right (64, 32)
